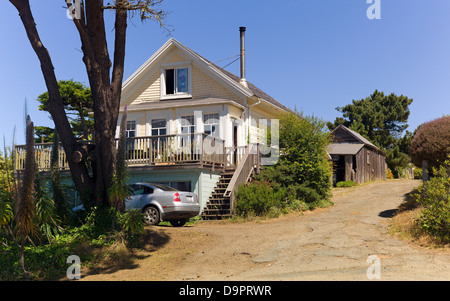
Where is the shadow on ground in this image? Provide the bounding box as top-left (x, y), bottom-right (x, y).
top-left (82, 228), bottom-right (170, 278)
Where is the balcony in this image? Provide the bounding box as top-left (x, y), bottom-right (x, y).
top-left (14, 133), bottom-right (246, 173)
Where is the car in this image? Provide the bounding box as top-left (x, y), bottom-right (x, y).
top-left (72, 183), bottom-right (200, 227)
top-left (129, 182), bottom-right (200, 227)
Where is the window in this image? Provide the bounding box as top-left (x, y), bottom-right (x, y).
top-left (151, 119), bottom-right (167, 136)
top-left (125, 120), bottom-right (136, 151)
top-left (157, 181), bottom-right (192, 192)
top-left (164, 67), bottom-right (189, 96)
top-left (181, 115), bottom-right (195, 134)
top-left (203, 113), bottom-right (219, 137)
top-left (126, 120), bottom-right (136, 138)
top-left (130, 184), bottom-right (153, 195)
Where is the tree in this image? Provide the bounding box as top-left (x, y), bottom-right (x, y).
top-left (328, 90), bottom-right (413, 148)
top-left (36, 80), bottom-right (94, 141)
top-left (10, 0), bottom-right (169, 206)
top-left (328, 90), bottom-right (414, 173)
top-left (409, 116), bottom-right (450, 170)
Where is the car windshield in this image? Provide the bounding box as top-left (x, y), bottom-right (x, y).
top-left (151, 183), bottom-right (178, 191)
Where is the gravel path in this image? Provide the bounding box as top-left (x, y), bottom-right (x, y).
top-left (174, 180), bottom-right (449, 281)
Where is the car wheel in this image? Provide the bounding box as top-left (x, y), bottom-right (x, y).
top-left (143, 206), bottom-right (160, 226)
top-left (169, 219), bottom-right (187, 227)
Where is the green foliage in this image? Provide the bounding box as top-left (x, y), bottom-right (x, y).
top-left (336, 180), bottom-right (358, 188)
top-left (410, 116), bottom-right (450, 170)
top-left (328, 90), bottom-right (414, 173)
top-left (328, 90), bottom-right (413, 148)
top-left (235, 111), bottom-right (333, 218)
top-left (118, 209), bottom-right (145, 247)
top-left (277, 111), bottom-right (333, 199)
top-left (34, 185), bottom-right (63, 243)
top-left (414, 167), bottom-right (422, 180)
top-left (50, 130), bottom-right (69, 221)
top-left (36, 80), bottom-right (94, 140)
top-left (235, 182), bottom-right (288, 217)
top-left (84, 206), bottom-right (118, 238)
top-left (414, 159), bottom-right (450, 243)
top-left (0, 199), bottom-right (13, 229)
top-left (109, 106), bottom-right (132, 214)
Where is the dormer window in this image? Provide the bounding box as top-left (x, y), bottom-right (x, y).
top-left (161, 64), bottom-right (192, 99)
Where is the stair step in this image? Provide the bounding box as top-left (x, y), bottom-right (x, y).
top-left (200, 169), bottom-right (236, 220)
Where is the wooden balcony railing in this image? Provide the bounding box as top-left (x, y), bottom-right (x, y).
top-left (14, 133), bottom-right (237, 172)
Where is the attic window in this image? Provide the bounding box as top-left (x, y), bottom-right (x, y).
top-left (162, 66), bottom-right (191, 99)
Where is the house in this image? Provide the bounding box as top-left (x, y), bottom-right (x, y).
top-left (15, 28), bottom-right (289, 219)
top-left (328, 125), bottom-right (386, 185)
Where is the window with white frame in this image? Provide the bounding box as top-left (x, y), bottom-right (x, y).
top-left (151, 119), bottom-right (166, 136)
top-left (162, 67), bottom-right (190, 98)
top-left (203, 113), bottom-right (219, 137)
top-left (126, 120), bottom-right (136, 138)
top-left (181, 115), bottom-right (195, 134)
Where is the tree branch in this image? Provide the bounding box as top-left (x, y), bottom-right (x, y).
top-left (111, 2), bottom-right (127, 96)
top-left (10, 0), bottom-right (93, 190)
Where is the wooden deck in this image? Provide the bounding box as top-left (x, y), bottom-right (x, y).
top-left (14, 133), bottom-right (246, 172)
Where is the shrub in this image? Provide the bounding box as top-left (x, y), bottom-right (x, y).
top-left (235, 111), bottom-right (333, 218)
top-left (413, 167), bottom-right (422, 180)
top-left (336, 180), bottom-right (358, 188)
top-left (118, 209), bottom-right (145, 247)
top-left (414, 159), bottom-right (450, 243)
top-left (410, 116), bottom-right (450, 170)
top-left (235, 182), bottom-right (288, 217)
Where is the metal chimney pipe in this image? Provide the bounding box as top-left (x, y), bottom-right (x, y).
top-left (239, 26), bottom-right (248, 88)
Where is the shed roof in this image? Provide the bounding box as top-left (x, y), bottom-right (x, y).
top-left (332, 125), bottom-right (382, 153)
top-left (327, 143), bottom-right (364, 155)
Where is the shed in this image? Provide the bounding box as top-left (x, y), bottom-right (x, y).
top-left (328, 125), bottom-right (386, 184)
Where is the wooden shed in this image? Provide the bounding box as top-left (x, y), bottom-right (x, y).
top-left (328, 125), bottom-right (385, 185)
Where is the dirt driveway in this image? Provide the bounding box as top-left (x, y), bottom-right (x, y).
top-left (81, 179), bottom-right (450, 281)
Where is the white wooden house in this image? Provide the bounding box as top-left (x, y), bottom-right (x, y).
top-left (15, 28), bottom-right (290, 219)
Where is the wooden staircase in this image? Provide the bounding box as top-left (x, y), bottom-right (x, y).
top-left (201, 143), bottom-right (262, 221)
top-left (201, 169), bottom-right (235, 220)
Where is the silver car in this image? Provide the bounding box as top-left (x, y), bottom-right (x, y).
top-left (128, 183), bottom-right (200, 227)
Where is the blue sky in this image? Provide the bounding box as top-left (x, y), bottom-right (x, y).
top-left (1, 0), bottom-right (450, 145)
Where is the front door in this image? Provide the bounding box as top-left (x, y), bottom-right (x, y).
top-left (231, 118), bottom-right (239, 166)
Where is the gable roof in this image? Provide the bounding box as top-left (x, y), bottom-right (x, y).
top-left (332, 125), bottom-right (382, 153)
top-left (327, 143), bottom-right (365, 155)
top-left (121, 38), bottom-right (289, 112)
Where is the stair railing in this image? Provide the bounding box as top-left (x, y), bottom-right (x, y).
top-left (224, 143), bottom-right (261, 214)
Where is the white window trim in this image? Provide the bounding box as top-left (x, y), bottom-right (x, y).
top-left (203, 112), bottom-right (220, 138)
top-left (125, 120), bottom-right (137, 138)
top-left (180, 115), bottom-right (196, 134)
top-left (150, 118), bottom-right (168, 136)
top-left (160, 63), bottom-right (192, 100)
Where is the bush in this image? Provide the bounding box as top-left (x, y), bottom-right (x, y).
top-left (336, 181), bottom-right (358, 188)
top-left (414, 159), bottom-right (450, 244)
top-left (235, 182), bottom-right (287, 217)
top-left (386, 168), bottom-right (394, 179)
top-left (410, 116), bottom-right (450, 170)
top-left (235, 111), bottom-right (333, 218)
top-left (413, 167), bottom-right (422, 180)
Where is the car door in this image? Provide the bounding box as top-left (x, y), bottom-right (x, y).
top-left (126, 184), bottom-right (146, 210)
top-left (126, 184), bottom-right (154, 210)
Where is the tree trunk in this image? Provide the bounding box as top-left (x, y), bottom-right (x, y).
top-left (10, 0), bottom-right (94, 202)
top-left (10, 1), bottom-right (140, 207)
